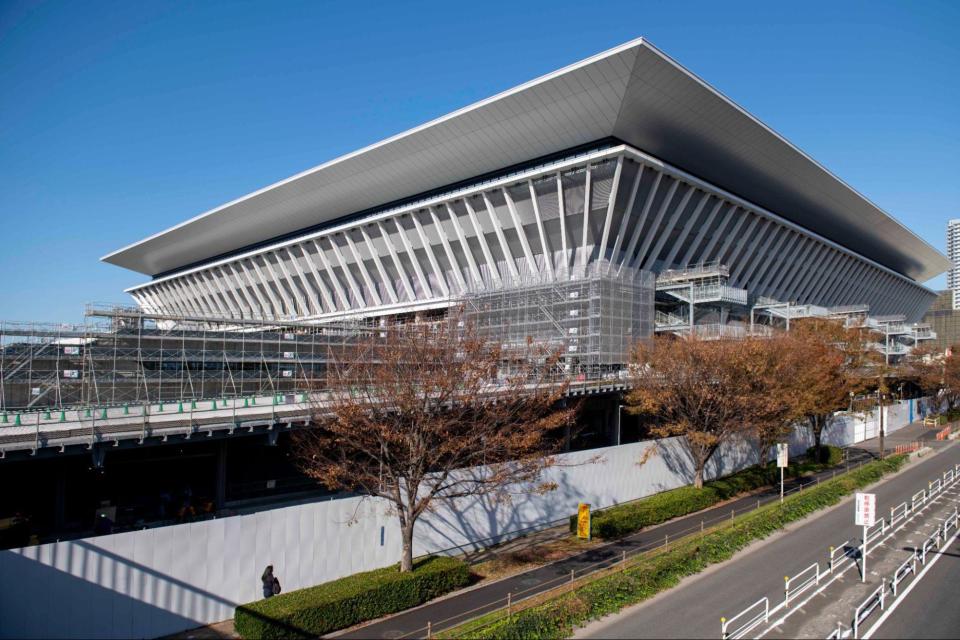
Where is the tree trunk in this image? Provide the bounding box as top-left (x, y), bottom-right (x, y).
top-left (694, 462), bottom-right (704, 489)
top-left (810, 415), bottom-right (823, 452)
top-left (400, 518), bottom-right (415, 572)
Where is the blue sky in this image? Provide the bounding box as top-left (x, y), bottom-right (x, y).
top-left (1, 0), bottom-right (958, 322)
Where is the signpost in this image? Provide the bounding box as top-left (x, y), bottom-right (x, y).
top-left (855, 492), bottom-right (877, 582)
top-left (777, 443), bottom-right (789, 503)
top-left (577, 503), bottom-right (591, 540)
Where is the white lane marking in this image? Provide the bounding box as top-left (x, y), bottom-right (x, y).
top-left (861, 525), bottom-right (960, 639)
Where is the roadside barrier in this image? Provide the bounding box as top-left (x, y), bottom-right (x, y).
top-left (889, 502), bottom-right (908, 527)
top-left (864, 518), bottom-right (886, 546)
top-left (828, 540), bottom-right (857, 574)
top-left (852, 579), bottom-right (886, 639)
top-left (929, 478), bottom-right (942, 496)
top-left (911, 489), bottom-right (926, 511)
top-left (935, 425), bottom-right (951, 440)
top-left (918, 526), bottom-right (941, 565)
top-left (890, 556), bottom-right (915, 597)
top-left (893, 442), bottom-right (920, 455)
top-left (720, 597), bottom-right (769, 640)
top-left (784, 563), bottom-right (821, 608)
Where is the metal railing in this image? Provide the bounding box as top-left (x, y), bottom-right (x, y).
top-left (721, 597), bottom-right (769, 640)
top-left (852, 579), bottom-right (885, 639)
top-left (890, 555), bottom-right (915, 597)
top-left (784, 563), bottom-right (821, 608)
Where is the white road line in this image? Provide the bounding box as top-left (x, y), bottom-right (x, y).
top-left (748, 469), bottom-right (960, 638)
top-left (861, 525), bottom-right (960, 639)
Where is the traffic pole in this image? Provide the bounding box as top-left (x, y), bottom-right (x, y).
top-left (780, 465), bottom-right (784, 503)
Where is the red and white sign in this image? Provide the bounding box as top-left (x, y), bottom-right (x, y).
top-left (855, 492), bottom-right (876, 527)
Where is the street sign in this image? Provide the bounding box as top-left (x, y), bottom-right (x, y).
top-left (855, 492), bottom-right (876, 527)
top-left (577, 503), bottom-right (591, 540)
top-left (776, 443), bottom-right (789, 468)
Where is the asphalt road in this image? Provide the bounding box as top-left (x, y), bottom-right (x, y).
top-left (576, 440), bottom-right (960, 639)
top-left (871, 526), bottom-right (960, 639)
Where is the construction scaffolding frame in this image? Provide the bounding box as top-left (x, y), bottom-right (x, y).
top-left (0, 305), bottom-right (376, 412)
top-left (459, 263), bottom-right (655, 381)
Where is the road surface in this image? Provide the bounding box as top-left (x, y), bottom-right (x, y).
top-left (576, 440), bottom-right (959, 639)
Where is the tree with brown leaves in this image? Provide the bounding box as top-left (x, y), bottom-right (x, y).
top-left (738, 334), bottom-right (806, 467)
top-left (626, 335), bottom-right (772, 488)
top-left (293, 317), bottom-right (576, 572)
top-left (785, 318), bottom-right (877, 451)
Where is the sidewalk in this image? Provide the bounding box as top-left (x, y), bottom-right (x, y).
top-left (857, 419), bottom-right (953, 454)
top-left (333, 448), bottom-right (877, 639)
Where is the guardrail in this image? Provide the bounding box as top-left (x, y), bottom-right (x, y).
top-left (919, 525), bottom-right (941, 565)
top-left (935, 425), bottom-right (952, 440)
top-left (911, 489), bottom-right (926, 511)
top-left (929, 478), bottom-right (942, 496)
top-left (890, 555), bottom-right (915, 597)
top-left (721, 597), bottom-right (769, 640)
top-left (889, 502), bottom-right (908, 527)
top-left (864, 518), bottom-right (886, 546)
top-left (853, 579), bottom-right (885, 639)
top-left (828, 540), bottom-right (858, 574)
top-left (784, 563), bottom-right (820, 608)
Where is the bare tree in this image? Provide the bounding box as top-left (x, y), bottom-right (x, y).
top-left (626, 335), bottom-right (761, 488)
top-left (293, 317), bottom-right (576, 572)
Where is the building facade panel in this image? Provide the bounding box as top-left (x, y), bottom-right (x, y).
top-left (128, 145), bottom-right (935, 324)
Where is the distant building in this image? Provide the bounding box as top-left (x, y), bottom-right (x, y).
top-left (922, 289), bottom-right (960, 351)
top-left (948, 219), bottom-right (960, 309)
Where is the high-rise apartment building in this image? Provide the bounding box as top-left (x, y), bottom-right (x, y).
top-left (948, 219), bottom-right (960, 309)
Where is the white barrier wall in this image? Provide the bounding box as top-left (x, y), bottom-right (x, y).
top-left (0, 432), bottom-right (808, 639)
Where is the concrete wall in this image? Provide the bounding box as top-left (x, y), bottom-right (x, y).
top-left (0, 400), bottom-right (925, 639)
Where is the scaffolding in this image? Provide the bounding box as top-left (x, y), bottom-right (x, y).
top-left (459, 264), bottom-right (655, 380)
top-left (0, 305), bottom-right (376, 412)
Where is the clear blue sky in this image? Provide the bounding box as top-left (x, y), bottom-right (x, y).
top-left (1, 0), bottom-right (958, 322)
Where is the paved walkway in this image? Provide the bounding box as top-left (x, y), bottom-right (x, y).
top-left (856, 418), bottom-right (953, 453)
top-left (334, 448), bottom-right (879, 639)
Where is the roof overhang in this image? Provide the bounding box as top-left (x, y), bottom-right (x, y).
top-left (102, 38), bottom-right (949, 282)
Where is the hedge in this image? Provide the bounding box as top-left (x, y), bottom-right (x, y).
top-left (569, 448), bottom-right (843, 540)
top-left (234, 555), bottom-right (470, 639)
top-left (454, 454), bottom-right (907, 640)
top-left (807, 444), bottom-right (843, 466)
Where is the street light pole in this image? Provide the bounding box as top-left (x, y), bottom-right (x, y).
top-left (877, 388), bottom-right (885, 460)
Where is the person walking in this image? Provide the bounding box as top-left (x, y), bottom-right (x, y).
top-left (261, 565), bottom-right (281, 599)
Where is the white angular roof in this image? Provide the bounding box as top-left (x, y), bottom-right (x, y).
top-left (103, 38), bottom-right (948, 282)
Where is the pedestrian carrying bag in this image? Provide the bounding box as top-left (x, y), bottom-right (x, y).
top-left (272, 578), bottom-right (281, 595)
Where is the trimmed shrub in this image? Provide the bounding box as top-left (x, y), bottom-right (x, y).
top-left (806, 445), bottom-right (842, 466)
top-left (234, 556), bottom-right (470, 639)
top-left (458, 455), bottom-right (907, 640)
top-left (568, 455), bottom-right (832, 540)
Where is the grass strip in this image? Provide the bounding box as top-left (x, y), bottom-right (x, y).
top-left (572, 445), bottom-right (842, 540)
top-left (443, 454), bottom-right (906, 640)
